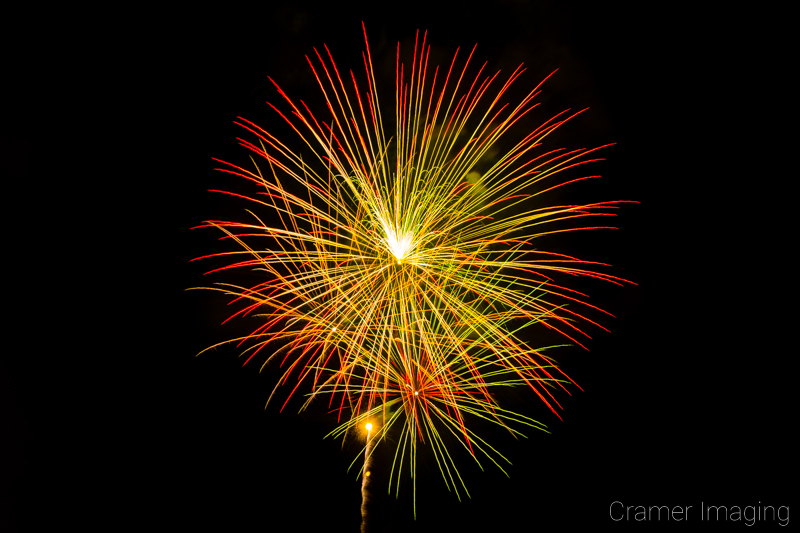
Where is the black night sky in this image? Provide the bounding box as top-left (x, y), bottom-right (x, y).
top-left (3, 1), bottom-right (791, 531)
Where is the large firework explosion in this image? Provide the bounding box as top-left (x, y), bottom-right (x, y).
top-left (191, 23), bottom-right (633, 519)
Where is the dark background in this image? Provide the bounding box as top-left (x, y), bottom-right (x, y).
top-left (3, 1), bottom-right (791, 531)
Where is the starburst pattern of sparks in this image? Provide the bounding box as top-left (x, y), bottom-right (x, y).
top-left (192, 23), bottom-right (634, 516)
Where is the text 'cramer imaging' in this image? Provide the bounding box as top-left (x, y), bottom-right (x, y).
top-left (610, 501), bottom-right (789, 526)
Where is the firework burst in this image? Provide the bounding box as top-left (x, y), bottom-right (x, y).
top-left (191, 23), bottom-right (633, 519)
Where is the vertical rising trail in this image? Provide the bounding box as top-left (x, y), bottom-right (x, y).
top-left (360, 424), bottom-right (373, 532)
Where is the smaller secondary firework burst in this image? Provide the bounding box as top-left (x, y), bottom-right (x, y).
top-left (192, 23), bottom-right (634, 520)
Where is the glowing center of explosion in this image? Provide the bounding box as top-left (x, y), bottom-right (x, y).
top-left (384, 224), bottom-right (413, 263)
